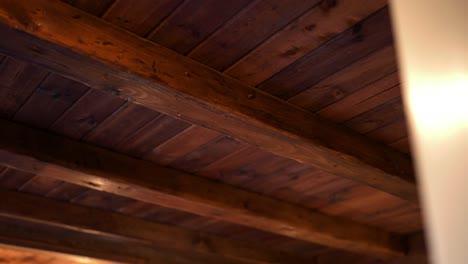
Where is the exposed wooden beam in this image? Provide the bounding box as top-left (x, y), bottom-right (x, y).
top-left (0, 0), bottom-right (417, 201)
top-left (0, 216), bottom-right (243, 264)
top-left (0, 119), bottom-right (404, 258)
top-left (315, 233), bottom-right (428, 264)
top-left (0, 188), bottom-right (306, 264)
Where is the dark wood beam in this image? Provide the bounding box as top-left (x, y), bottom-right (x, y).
top-left (0, 0), bottom-right (417, 201)
top-left (0, 188), bottom-right (307, 264)
top-left (314, 233), bottom-right (429, 264)
top-left (0, 119), bottom-right (404, 258)
top-left (0, 216), bottom-right (245, 264)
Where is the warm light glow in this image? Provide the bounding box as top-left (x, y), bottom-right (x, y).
top-left (408, 74), bottom-right (468, 135)
top-left (390, 1), bottom-right (468, 264)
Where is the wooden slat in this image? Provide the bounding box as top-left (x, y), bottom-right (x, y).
top-left (148, 0), bottom-right (252, 55)
top-left (0, 168), bottom-right (35, 190)
top-left (0, 189), bottom-right (307, 263)
top-left (317, 72), bottom-right (401, 123)
top-left (0, 217), bottom-right (243, 264)
top-left (63, 0), bottom-right (114, 16)
top-left (225, 0), bottom-right (387, 86)
top-left (344, 97), bottom-right (404, 134)
top-left (0, 245), bottom-right (115, 264)
top-left (259, 7), bottom-right (394, 100)
top-left (0, 0), bottom-right (417, 201)
top-left (84, 103), bottom-right (160, 150)
top-left (102, 0), bottom-right (184, 37)
top-left (0, 119), bottom-right (404, 258)
top-left (188, 0), bottom-right (321, 70)
top-left (0, 57), bottom-right (49, 118)
top-left (289, 45), bottom-right (398, 112)
top-left (116, 114), bottom-right (190, 158)
top-left (13, 74), bottom-right (89, 128)
top-left (50, 89), bottom-right (125, 140)
top-left (145, 125), bottom-right (223, 166)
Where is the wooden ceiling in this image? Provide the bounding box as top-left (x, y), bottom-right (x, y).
top-left (0, 0), bottom-right (426, 263)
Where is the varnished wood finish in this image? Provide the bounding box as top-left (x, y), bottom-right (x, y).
top-left (0, 120), bottom-right (404, 258)
top-left (0, 189), bottom-right (308, 263)
top-left (0, 0), bottom-right (417, 201)
top-left (0, 246), bottom-right (116, 264)
top-left (226, 0), bottom-right (387, 86)
top-left (0, 217), bottom-right (246, 264)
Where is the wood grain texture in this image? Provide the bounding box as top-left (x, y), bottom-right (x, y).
top-left (0, 217), bottom-right (245, 264)
top-left (0, 0), bottom-right (417, 201)
top-left (0, 189), bottom-right (308, 263)
top-left (0, 120), bottom-right (405, 258)
top-left (102, 0), bottom-right (184, 37)
top-left (317, 72), bottom-right (401, 123)
top-left (0, 246), bottom-right (115, 264)
top-left (0, 57), bottom-right (49, 118)
top-left (188, 0), bottom-right (321, 70)
top-left (49, 89), bottom-right (125, 140)
top-left (289, 45), bottom-right (398, 112)
top-left (63, 0), bottom-right (114, 16)
top-left (13, 74), bottom-right (89, 128)
top-left (225, 0), bottom-right (387, 86)
top-left (260, 7), bottom-right (394, 100)
top-left (148, 0), bottom-right (252, 54)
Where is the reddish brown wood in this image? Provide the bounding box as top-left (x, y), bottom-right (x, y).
top-left (0, 120), bottom-right (405, 257)
top-left (145, 125), bottom-right (223, 166)
top-left (84, 103), bottom-right (160, 149)
top-left (225, 0), bottom-right (387, 86)
top-left (102, 0), bottom-right (184, 37)
top-left (0, 0), bottom-right (416, 201)
top-left (18, 175), bottom-right (64, 196)
top-left (317, 72), bottom-right (401, 123)
top-left (289, 45), bottom-right (398, 112)
top-left (344, 97), bottom-right (404, 134)
top-left (116, 115), bottom-right (190, 158)
top-left (0, 217), bottom-right (232, 264)
top-left (0, 168), bottom-right (35, 190)
top-left (148, 0), bottom-right (252, 54)
top-left (13, 74), bottom-right (89, 128)
top-left (50, 89), bottom-right (125, 140)
top-left (0, 57), bottom-right (49, 118)
top-left (64, 0), bottom-right (114, 16)
top-left (0, 189), bottom-right (310, 263)
top-left (259, 7), bottom-right (394, 100)
top-left (188, 0), bottom-right (321, 70)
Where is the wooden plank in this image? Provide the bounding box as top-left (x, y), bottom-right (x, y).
top-left (13, 74), bottom-right (89, 129)
top-left (289, 45), bottom-right (398, 112)
top-left (225, 0), bottom-right (387, 86)
top-left (0, 120), bottom-right (404, 258)
top-left (145, 125), bottom-right (223, 166)
top-left (259, 7), bottom-right (394, 100)
top-left (0, 189), bottom-right (310, 264)
top-left (116, 114), bottom-right (190, 158)
top-left (148, 0), bottom-right (252, 54)
top-left (84, 103), bottom-right (160, 150)
top-left (0, 0), bottom-right (417, 201)
top-left (0, 168), bottom-right (35, 190)
top-left (0, 57), bottom-right (49, 118)
top-left (102, 0), bottom-right (184, 37)
top-left (169, 136), bottom-right (244, 173)
top-left (317, 72), bottom-right (401, 123)
top-left (63, 0), bottom-right (114, 16)
top-left (18, 175), bottom-right (64, 196)
top-left (344, 97), bottom-right (404, 134)
top-left (50, 89), bottom-right (125, 140)
top-left (0, 245), bottom-right (117, 264)
top-left (0, 217), bottom-right (243, 264)
top-left (188, 0), bottom-right (321, 70)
